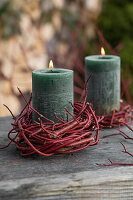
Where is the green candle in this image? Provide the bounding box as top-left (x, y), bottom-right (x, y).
top-left (32, 64), bottom-right (73, 122)
top-left (85, 53), bottom-right (120, 115)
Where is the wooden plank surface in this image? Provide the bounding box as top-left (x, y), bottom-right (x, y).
top-left (0, 116), bottom-right (133, 199)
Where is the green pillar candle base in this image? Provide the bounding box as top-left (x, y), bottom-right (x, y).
top-left (85, 55), bottom-right (120, 116)
top-left (32, 68), bottom-right (73, 122)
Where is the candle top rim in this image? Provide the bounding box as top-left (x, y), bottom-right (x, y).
top-left (32, 68), bottom-right (73, 75)
top-left (85, 55), bottom-right (120, 61)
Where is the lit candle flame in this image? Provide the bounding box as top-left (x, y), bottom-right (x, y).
top-left (101, 47), bottom-right (105, 56)
top-left (49, 60), bottom-right (54, 69)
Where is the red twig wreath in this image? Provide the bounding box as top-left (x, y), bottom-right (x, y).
top-left (1, 75), bottom-right (101, 156)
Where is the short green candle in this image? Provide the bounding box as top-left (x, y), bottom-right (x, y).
top-left (32, 68), bottom-right (73, 122)
top-left (85, 55), bottom-right (120, 115)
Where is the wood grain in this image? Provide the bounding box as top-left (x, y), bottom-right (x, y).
top-left (0, 117), bottom-right (133, 199)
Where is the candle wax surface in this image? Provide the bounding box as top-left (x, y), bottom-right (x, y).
top-left (32, 68), bottom-right (73, 122)
top-left (85, 55), bottom-right (120, 115)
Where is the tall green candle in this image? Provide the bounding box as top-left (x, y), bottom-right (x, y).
top-left (32, 64), bottom-right (73, 122)
top-left (85, 52), bottom-right (120, 115)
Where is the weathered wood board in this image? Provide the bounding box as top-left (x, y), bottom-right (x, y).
top-left (0, 116), bottom-right (133, 199)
